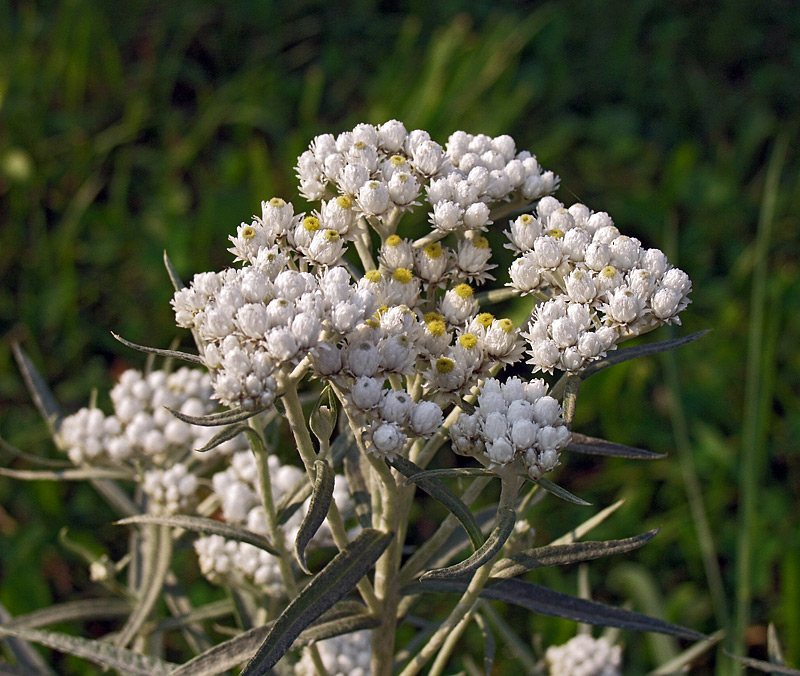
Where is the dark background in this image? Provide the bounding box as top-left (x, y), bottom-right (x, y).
top-left (1, 1), bottom-right (798, 673)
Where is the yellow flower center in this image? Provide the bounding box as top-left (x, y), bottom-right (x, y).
top-left (303, 216), bottom-right (321, 232)
top-left (336, 195), bottom-right (352, 209)
top-left (548, 228), bottom-right (564, 239)
top-left (366, 318), bottom-right (379, 328)
top-left (268, 197), bottom-right (285, 208)
top-left (353, 140), bottom-right (366, 150)
top-left (386, 235), bottom-right (402, 247)
top-left (476, 312), bottom-right (494, 328)
top-left (390, 155), bottom-right (406, 166)
top-left (601, 265), bottom-right (617, 278)
top-left (393, 268), bottom-right (413, 284)
top-left (324, 229), bottom-right (340, 242)
top-left (472, 236), bottom-right (489, 249)
top-left (365, 270), bottom-right (383, 283)
top-left (498, 318), bottom-right (514, 334)
top-left (423, 243), bottom-right (443, 259)
top-left (424, 311), bottom-right (444, 324)
top-left (454, 283), bottom-right (473, 300)
top-left (435, 357), bottom-right (455, 374)
top-left (426, 320), bottom-right (446, 337)
top-left (241, 226), bottom-right (257, 240)
top-left (520, 214), bottom-right (534, 224)
top-left (458, 333), bottom-right (478, 349)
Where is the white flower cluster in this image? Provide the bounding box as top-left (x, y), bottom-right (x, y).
top-left (56, 367), bottom-right (243, 467)
top-left (506, 196), bottom-right (692, 373)
top-left (142, 463), bottom-right (199, 515)
top-left (449, 377), bottom-right (570, 479)
top-left (194, 451), bottom-right (353, 594)
top-left (294, 629), bottom-right (371, 676)
top-left (173, 263), bottom-right (378, 410)
top-left (545, 635), bottom-right (622, 676)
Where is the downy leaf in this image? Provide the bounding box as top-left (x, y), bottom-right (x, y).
top-left (194, 424), bottom-right (246, 453)
top-left (171, 603), bottom-right (376, 676)
top-left (116, 514), bottom-right (278, 555)
top-left (12, 343), bottom-right (63, 435)
top-left (343, 445), bottom-right (372, 529)
top-left (408, 577), bottom-right (706, 641)
top-left (530, 477), bottom-right (591, 505)
top-left (567, 432), bottom-right (665, 460)
top-left (0, 625), bottom-right (175, 676)
top-left (474, 612), bottom-right (496, 676)
top-left (240, 528), bottom-right (393, 675)
top-left (0, 604), bottom-right (56, 676)
top-left (0, 467), bottom-right (132, 481)
top-left (403, 467), bottom-right (495, 485)
top-left (152, 599), bottom-right (234, 634)
top-left (114, 524), bottom-right (173, 648)
top-left (580, 330), bottom-right (710, 379)
top-left (724, 651), bottom-right (800, 675)
top-left (3, 599), bottom-right (130, 630)
top-left (166, 405), bottom-right (266, 427)
top-left (389, 455), bottom-right (484, 551)
top-left (294, 459), bottom-right (335, 574)
top-left (163, 249), bottom-right (186, 293)
top-left (111, 333), bottom-right (204, 366)
top-left (422, 507), bottom-right (516, 580)
top-left (492, 529), bottom-right (659, 579)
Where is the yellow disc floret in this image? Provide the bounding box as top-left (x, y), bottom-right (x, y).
top-left (601, 265), bottom-right (618, 278)
top-left (476, 312), bottom-right (494, 328)
top-left (386, 234), bottom-right (402, 247)
top-left (336, 195), bottom-right (352, 209)
top-left (268, 197), bottom-right (286, 207)
top-left (365, 270), bottom-right (383, 283)
top-left (423, 242), bottom-right (443, 259)
top-left (497, 318), bottom-right (514, 334)
top-left (458, 333), bottom-right (478, 349)
top-left (520, 214), bottom-right (534, 224)
top-left (472, 236), bottom-right (489, 249)
top-left (548, 228), bottom-right (564, 239)
top-left (435, 357), bottom-right (455, 374)
top-left (241, 225), bottom-right (257, 240)
top-left (393, 268), bottom-right (413, 284)
top-left (424, 311), bottom-right (444, 324)
top-left (426, 320), bottom-right (446, 337)
top-left (454, 283), bottom-right (474, 300)
top-left (324, 229), bottom-right (340, 242)
top-left (390, 155), bottom-right (406, 166)
top-left (303, 216), bottom-right (321, 232)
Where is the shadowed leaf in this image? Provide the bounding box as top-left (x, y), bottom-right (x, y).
top-left (725, 651), bottom-right (800, 675)
top-left (403, 467), bottom-right (494, 485)
top-left (111, 333), bottom-right (204, 365)
top-left (12, 343), bottom-right (64, 435)
top-left (295, 459), bottom-right (335, 574)
top-left (531, 477), bottom-right (591, 505)
top-left (0, 467), bottom-right (132, 481)
top-left (567, 433), bottom-right (665, 460)
top-left (3, 599), bottom-right (130, 630)
top-left (167, 406), bottom-right (266, 427)
top-left (194, 424), bottom-right (246, 453)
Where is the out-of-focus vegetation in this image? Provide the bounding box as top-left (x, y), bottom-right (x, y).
top-left (1, 1), bottom-right (798, 673)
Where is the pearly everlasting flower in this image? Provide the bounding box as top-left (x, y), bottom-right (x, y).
top-left (545, 635), bottom-right (622, 676)
top-left (440, 284), bottom-right (478, 326)
top-left (294, 630), bottom-right (372, 676)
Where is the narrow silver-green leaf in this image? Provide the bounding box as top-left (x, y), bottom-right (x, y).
top-left (580, 330), bottom-right (710, 379)
top-left (531, 477), bottom-right (591, 505)
top-left (646, 630), bottom-right (724, 676)
top-left (768, 623), bottom-right (786, 667)
top-left (0, 661), bottom-right (37, 676)
top-left (551, 499), bottom-right (625, 546)
top-left (291, 612), bottom-right (380, 649)
top-left (343, 446), bottom-right (372, 529)
top-left (276, 477), bottom-right (313, 527)
top-left (0, 435), bottom-right (72, 468)
top-left (116, 514), bottom-right (278, 555)
top-left (163, 249), bottom-right (186, 292)
top-left (167, 405), bottom-right (266, 427)
top-left (0, 467), bottom-right (133, 481)
top-left (240, 528), bottom-right (393, 675)
top-left (408, 578), bottom-right (707, 641)
top-left (3, 599), bottom-right (130, 629)
top-left (492, 530), bottom-right (659, 579)
top-left (294, 459), bottom-right (335, 574)
top-left (389, 455), bottom-right (484, 551)
top-left (403, 467), bottom-right (495, 485)
top-left (724, 651), bottom-right (800, 675)
top-left (90, 478), bottom-right (138, 517)
top-left (111, 333), bottom-right (204, 365)
top-left (566, 432), bottom-right (665, 460)
top-left (474, 612), bottom-right (495, 676)
top-left (194, 424), bottom-right (246, 453)
top-left (0, 604), bottom-right (56, 676)
top-left (115, 524), bottom-right (173, 648)
top-left (11, 343), bottom-right (64, 435)
top-left (0, 625), bottom-right (175, 676)
top-left (421, 507), bottom-right (516, 580)
top-left (152, 599), bottom-right (234, 634)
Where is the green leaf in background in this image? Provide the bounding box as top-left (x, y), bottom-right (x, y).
top-left (115, 514), bottom-right (279, 556)
top-left (565, 433), bottom-right (665, 460)
top-left (294, 459), bottom-right (335, 574)
top-left (421, 507), bottom-right (516, 581)
top-left (389, 455), bottom-right (485, 551)
top-left (240, 528), bottom-right (393, 675)
top-left (492, 529), bottom-right (659, 579)
top-left (0, 625), bottom-right (175, 676)
top-left (11, 344), bottom-right (64, 435)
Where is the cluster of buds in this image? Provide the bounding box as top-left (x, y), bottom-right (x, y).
top-left (294, 629), bottom-right (372, 676)
top-left (142, 464), bottom-right (199, 515)
top-left (450, 377), bottom-right (571, 479)
top-left (545, 635), bottom-right (622, 676)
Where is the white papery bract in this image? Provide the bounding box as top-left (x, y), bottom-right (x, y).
top-left (545, 635), bottom-right (622, 676)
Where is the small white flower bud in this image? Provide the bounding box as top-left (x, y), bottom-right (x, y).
top-left (351, 377), bottom-right (383, 410)
top-left (410, 401), bottom-right (444, 437)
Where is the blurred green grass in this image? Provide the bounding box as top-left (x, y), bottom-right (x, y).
top-left (1, 1), bottom-right (798, 673)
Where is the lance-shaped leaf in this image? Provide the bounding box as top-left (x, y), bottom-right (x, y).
top-left (724, 651), bottom-right (800, 676)
top-left (0, 466), bottom-right (133, 481)
top-left (194, 424), bottom-right (246, 453)
top-left (167, 405), bottom-right (266, 427)
top-left (12, 343), bottom-right (63, 435)
top-left (151, 599), bottom-right (234, 633)
top-left (492, 530), bottom-right (659, 579)
top-left (0, 435), bottom-right (72, 469)
top-left (0, 661), bottom-right (38, 676)
top-left (388, 455), bottom-right (484, 551)
top-left (111, 333), bottom-right (204, 366)
top-left (171, 603), bottom-right (377, 676)
top-left (407, 578), bottom-right (706, 641)
top-left (116, 514), bottom-right (278, 556)
top-left (530, 477), bottom-right (591, 505)
top-left (0, 604), bottom-right (56, 676)
top-left (343, 446), bottom-right (372, 529)
top-left (0, 625), bottom-right (175, 676)
top-left (240, 528), bottom-right (393, 675)
top-left (421, 507), bottom-right (516, 581)
top-left (566, 432), bottom-right (665, 460)
top-left (474, 612), bottom-right (496, 676)
top-left (580, 330), bottom-right (710, 379)
top-left (3, 599), bottom-right (130, 630)
top-left (294, 459), bottom-right (335, 574)
top-left (403, 467), bottom-right (494, 485)
top-left (115, 524), bottom-right (173, 648)
top-left (163, 249), bottom-right (185, 293)
top-left (768, 623), bottom-right (787, 668)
